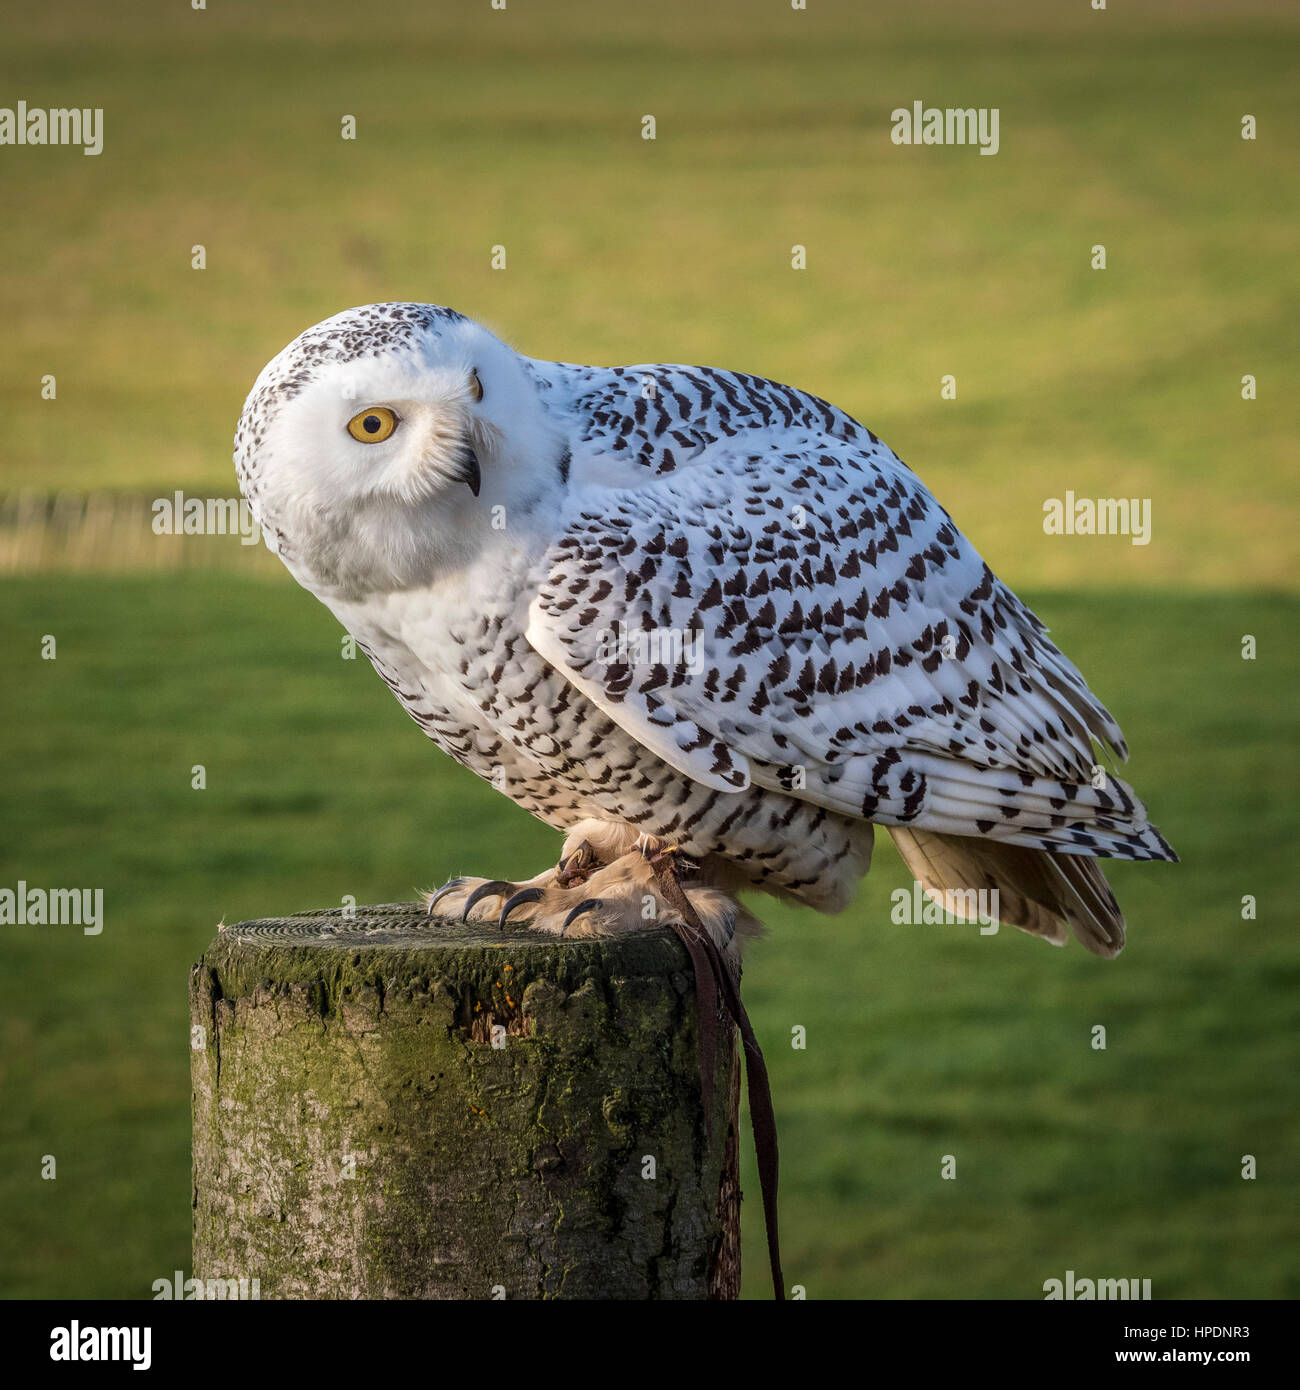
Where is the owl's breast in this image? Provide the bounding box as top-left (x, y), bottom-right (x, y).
top-left (321, 568), bottom-right (577, 783)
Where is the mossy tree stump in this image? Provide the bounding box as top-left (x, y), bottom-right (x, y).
top-left (191, 905), bottom-right (740, 1299)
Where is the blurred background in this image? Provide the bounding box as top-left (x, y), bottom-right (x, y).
top-left (0, 0), bottom-right (1296, 1299)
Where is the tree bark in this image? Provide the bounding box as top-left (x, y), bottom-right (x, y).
top-left (190, 904), bottom-right (740, 1299)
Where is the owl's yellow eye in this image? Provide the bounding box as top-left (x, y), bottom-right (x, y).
top-left (346, 406), bottom-right (398, 443)
top-left (468, 368), bottom-right (483, 402)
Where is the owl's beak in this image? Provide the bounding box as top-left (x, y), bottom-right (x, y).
top-left (456, 444), bottom-right (481, 498)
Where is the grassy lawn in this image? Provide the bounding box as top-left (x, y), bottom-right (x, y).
top-left (0, 0), bottom-right (1296, 1300)
top-left (0, 573), bottom-right (1294, 1298)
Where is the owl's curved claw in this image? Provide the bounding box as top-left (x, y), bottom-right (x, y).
top-left (427, 878), bottom-right (466, 917)
top-left (562, 898), bottom-right (603, 935)
top-left (462, 880), bottom-right (513, 921)
top-left (556, 840), bottom-right (599, 888)
top-left (499, 886), bottom-right (544, 929)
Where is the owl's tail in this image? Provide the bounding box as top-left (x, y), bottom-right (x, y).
top-left (887, 827), bottom-right (1130, 958)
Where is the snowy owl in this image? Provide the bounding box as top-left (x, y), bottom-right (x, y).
top-left (234, 302), bottom-right (1175, 960)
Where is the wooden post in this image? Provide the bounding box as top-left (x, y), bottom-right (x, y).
top-left (190, 905), bottom-right (741, 1299)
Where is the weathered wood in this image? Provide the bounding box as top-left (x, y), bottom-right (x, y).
top-left (191, 904), bottom-right (740, 1299)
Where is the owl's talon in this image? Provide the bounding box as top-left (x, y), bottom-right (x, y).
top-left (562, 898), bottom-right (603, 934)
top-left (462, 879), bottom-right (513, 921)
top-left (427, 877), bottom-right (466, 916)
top-left (499, 886), bottom-right (544, 928)
top-left (420, 837), bottom-right (740, 952)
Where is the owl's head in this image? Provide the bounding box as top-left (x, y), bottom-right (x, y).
top-left (234, 303), bottom-right (561, 597)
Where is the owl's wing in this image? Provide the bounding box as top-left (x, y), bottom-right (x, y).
top-left (525, 430), bottom-right (1174, 864)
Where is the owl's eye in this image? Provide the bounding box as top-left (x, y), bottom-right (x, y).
top-left (468, 368), bottom-right (483, 403)
top-left (346, 406), bottom-right (398, 443)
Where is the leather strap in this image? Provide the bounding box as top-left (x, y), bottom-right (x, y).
top-left (648, 851), bottom-right (785, 1302)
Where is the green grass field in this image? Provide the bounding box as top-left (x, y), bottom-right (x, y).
top-left (1, 0), bottom-right (1297, 1299)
